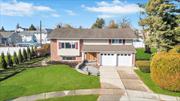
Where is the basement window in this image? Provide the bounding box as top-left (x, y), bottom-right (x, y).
top-left (62, 57), bottom-right (76, 60)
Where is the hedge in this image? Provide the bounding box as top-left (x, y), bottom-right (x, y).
top-left (136, 60), bottom-right (150, 73)
top-left (151, 52), bottom-right (180, 91)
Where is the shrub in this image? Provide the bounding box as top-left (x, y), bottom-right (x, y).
top-left (27, 47), bottom-right (31, 60)
top-left (18, 49), bottom-right (23, 63)
top-left (7, 53), bottom-right (13, 68)
top-left (1, 52), bottom-right (7, 69)
top-left (136, 60), bottom-right (150, 73)
top-left (151, 52), bottom-right (180, 91)
top-left (36, 44), bottom-right (50, 56)
top-left (23, 49), bottom-right (28, 61)
top-left (13, 52), bottom-right (19, 65)
top-left (47, 61), bottom-right (78, 68)
top-left (31, 46), bottom-right (36, 58)
top-left (169, 45), bottom-right (180, 53)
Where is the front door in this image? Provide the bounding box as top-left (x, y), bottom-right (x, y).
top-left (86, 52), bottom-right (97, 61)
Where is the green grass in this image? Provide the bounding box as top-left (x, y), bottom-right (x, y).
top-left (0, 65), bottom-right (100, 101)
top-left (135, 69), bottom-right (180, 96)
top-left (39, 95), bottom-right (98, 101)
top-left (136, 48), bottom-right (156, 60)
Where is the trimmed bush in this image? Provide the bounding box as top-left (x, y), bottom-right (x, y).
top-left (136, 60), bottom-right (150, 73)
top-left (27, 47), bottom-right (31, 60)
top-left (169, 45), bottom-right (180, 53)
top-left (7, 53), bottom-right (13, 68)
top-left (13, 52), bottom-right (19, 65)
top-left (1, 52), bottom-right (7, 69)
top-left (18, 49), bottom-right (23, 63)
top-left (151, 52), bottom-right (180, 91)
top-left (23, 49), bottom-right (27, 61)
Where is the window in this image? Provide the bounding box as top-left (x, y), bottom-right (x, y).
top-left (72, 43), bottom-right (75, 48)
top-left (112, 39), bottom-right (122, 44)
top-left (62, 57), bottom-right (76, 60)
top-left (59, 42), bottom-right (78, 49)
top-left (65, 43), bottom-right (71, 48)
top-left (61, 43), bottom-right (65, 48)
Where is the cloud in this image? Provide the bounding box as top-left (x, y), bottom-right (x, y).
top-left (82, 0), bottom-right (143, 18)
top-left (65, 10), bottom-right (76, 16)
top-left (0, 0), bottom-right (59, 17)
top-left (97, 14), bottom-right (115, 18)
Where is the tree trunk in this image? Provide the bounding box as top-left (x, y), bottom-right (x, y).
top-left (144, 45), bottom-right (151, 53)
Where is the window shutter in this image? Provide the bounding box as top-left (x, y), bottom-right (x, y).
top-left (109, 39), bottom-right (111, 44)
top-left (75, 42), bottom-right (78, 49)
top-left (59, 42), bottom-right (61, 49)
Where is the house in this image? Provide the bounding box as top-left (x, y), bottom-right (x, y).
top-left (48, 28), bottom-right (137, 67)
top-left (0, 31), bottom-right (22, 46)
top-left (17, 29), bottom-right (52, 47)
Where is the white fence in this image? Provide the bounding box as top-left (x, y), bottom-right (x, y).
top-left (0, 47), bottom-right (27, 55)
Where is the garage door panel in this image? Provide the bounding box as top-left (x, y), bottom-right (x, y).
top-left (118, 54), bottom-right (132, 67)
top-left (101, 54), bottom-right (116, 66)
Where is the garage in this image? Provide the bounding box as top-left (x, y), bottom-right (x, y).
top-left (101, 53), bottom-right (133, 67)
top-left (101, 53), bottom-right (116, 66)
top-left (118, 53), bottom-right (132, 67)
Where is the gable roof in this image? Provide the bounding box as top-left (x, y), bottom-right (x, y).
top-left (48, 28), bottom-right (137, 39)
top-left (0, 32), bottom-right (15, 38)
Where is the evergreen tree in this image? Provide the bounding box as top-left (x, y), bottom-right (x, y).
top-left (139, 0), bottom-right (179, 51)
top-left (13, 52), bottom-right (19, 65)
top-left (1, 52), bottom-right (7, 69)
top-left (18, 49), bottom-right (23, 63)
top-left (7, 53), bottom-right (13, 68)
top-left (91, 18), bottom-right (105, 29)
top-left (29, 24), bottom-right (36, 31)
top-left (108, 20), bottom-right (118, 29)
top-left (23, 49), bottom-right (27, 61)
top-left (0, 26), bottom-right (5, 31)
top-left (27, 47), bottom-right (31, 60)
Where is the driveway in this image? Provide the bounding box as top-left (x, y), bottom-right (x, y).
top-left (117, 67), bottom-right (150, 92)
top-left (98, 66), bottom-right (179, 101)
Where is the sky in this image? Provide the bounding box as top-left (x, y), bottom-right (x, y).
top-left (0, 0), bottom-right (148, 30)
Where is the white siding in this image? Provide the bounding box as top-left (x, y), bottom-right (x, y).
top-left (83, 39), bottom-right (109, 45)
top-left (57, 40), bottom-right (80, 56)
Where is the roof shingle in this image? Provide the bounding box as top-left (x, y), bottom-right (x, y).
top-left (82, 45), bottom-right (136, 53)
top-left (48, 28), bottom-right (137, 39)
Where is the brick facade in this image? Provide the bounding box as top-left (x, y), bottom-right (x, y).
top-left (50, 39), bottom-right (60, 61)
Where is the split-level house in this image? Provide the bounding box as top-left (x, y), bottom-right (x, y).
top-left (48, 28), bottom-right (137, 67)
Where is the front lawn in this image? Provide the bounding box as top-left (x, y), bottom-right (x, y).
top-left (39, 95), bottom-right (98, 101)
top-left (135, 69), bottom-right (180, 96)
top-left (136, 48), bottom-right (156, 60)
top-left (0, 65), bottom-right (100, 101)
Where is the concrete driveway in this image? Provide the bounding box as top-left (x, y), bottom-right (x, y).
top-left (98, 66), bottom-right (180, 101)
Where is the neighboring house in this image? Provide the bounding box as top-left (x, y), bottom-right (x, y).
top-left (17, 29), bottom-right (52, 47)
top-left (17, 31), bottom-right (38, 47)
top-left (133, 38), bottom-right (145, 48)
top-left (34, 29), bottom-right (52, 44)
top-left (48, 28), bottom-right (137, 67)
top-left (0, 31), bottom-right (22, 46)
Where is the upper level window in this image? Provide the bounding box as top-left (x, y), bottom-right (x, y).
top-left (59, 42), bottom-right (78, 49)
top-left (112, 39), bottom-right (122, 44)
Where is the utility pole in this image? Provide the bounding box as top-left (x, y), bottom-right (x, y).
top-left (40, 20), bottom-right (42, 47)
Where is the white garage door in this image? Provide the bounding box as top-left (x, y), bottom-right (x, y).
top-left (118, 54), bottom-right (132, 67)
top-left (101, 53), bottom-right (116, 66)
